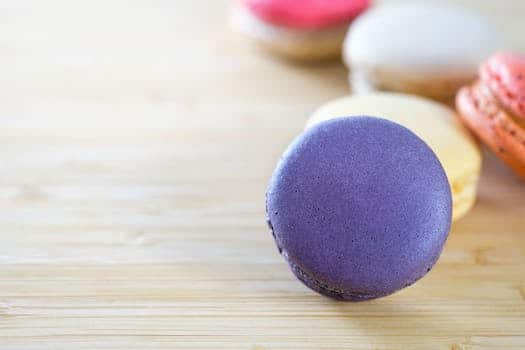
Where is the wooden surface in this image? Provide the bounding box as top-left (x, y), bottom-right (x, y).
top-left (0, 1), bottom-right (524, 349)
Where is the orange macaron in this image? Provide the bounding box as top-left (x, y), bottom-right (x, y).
top-left (456, 52), bottom-right (525, 179)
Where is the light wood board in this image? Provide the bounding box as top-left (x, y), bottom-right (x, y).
top-left (0, 0), bottom-right (524, 349)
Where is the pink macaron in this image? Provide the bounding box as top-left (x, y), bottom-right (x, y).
top-left (232, 0), bottom-right (371, 61)
top-left (480, 52), bottom-right (525, 121)
top-left (456, 52), bottom-right (525, 179)
top-left (245, 0), bottom-right (370, 29)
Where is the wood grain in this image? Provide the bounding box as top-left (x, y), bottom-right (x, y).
top-left (0, 0), bottom-right (524, 349)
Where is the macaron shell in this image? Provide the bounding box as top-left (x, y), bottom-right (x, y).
top-left (480, 53), bottom-right (525, 121)
top-left (457, 84), bottom-right (498, 146)
top-left (232, 4), bottom-right (347, 61)
top-left (267, 116), bottom-right (452, 300)
top-left (344, 3), bottom-right (500, 101)
top-left (243, 0), bottom-right (370, 29)
top-left (348, 67), bottom-right (474, 104)
top-left (493, 115), bottom-right (525, 167)
top-left (456, 83), bottom-right (525, 179)
top-left (307, 93), bottom-right (482, 220)
top-left (345, 3), bottom-right (499, 75)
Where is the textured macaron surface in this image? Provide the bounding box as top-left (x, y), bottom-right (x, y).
top-left (243, 0), bottom-right (370, 29)
top-left (344, 3), bottom-right (499, 76)
top-left (266, 117), bottom-right (452, 300)
top-left (480, 52), bottom-right (525, 120)
top-left (307, 93), bottom-right (482, 221)
top-left (456, 82), bottom-right (525, 179)
top-left (307, 93), bottom-right (481, 185)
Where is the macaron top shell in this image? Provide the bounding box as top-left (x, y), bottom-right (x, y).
top-left (307, 93), bottom-right (482, 189)
top-left (267, 116), bottom-right (452, 299)
top-left (480, 52), bottom-right (525, 121)
top-left (243, 0), bottom-right (370, 29)
top-left (344, 3), bottom-right (500, 76)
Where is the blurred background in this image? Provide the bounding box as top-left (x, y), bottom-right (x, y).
top-left (0, 1), bottom-right (524, 349)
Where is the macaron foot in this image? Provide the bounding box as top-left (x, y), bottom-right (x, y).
top-left (286, 256), bottom-right (377, 301)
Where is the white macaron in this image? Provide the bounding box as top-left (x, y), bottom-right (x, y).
top-left (343, 3), bottom-right (502, 102)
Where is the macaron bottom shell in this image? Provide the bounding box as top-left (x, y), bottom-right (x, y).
top-left (280, 243), bottom-right (441, 301)
top-left (480, 52), bottom-right (525, 120)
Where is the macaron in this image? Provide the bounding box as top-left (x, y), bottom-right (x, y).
top-left (232, 0), bottom-right (370, 61)
top-left (456, 52), bottom-right (525, 179)
top-left (343, 3), bottom-right (501, 103)
top-left (307, 93), bottom-right (482, 221)
top-left (266, 116), bottom-right (452, 301)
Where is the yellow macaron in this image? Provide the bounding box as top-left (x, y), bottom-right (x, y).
top-left (307, 92), bottom-right (482, 221)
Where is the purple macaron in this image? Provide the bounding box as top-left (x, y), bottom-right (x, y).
top-left (266, 116), bottom-right (452, 301)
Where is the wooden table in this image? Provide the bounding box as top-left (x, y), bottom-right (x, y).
top-left (0, 1), bottom-right (524, 349)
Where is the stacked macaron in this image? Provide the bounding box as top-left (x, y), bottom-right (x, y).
top-left (232, 0), bottom-right (370, 61)
top-left (457, 52), bottom-right (525, 179)
top-left (343, 3), bottom-right (501, 102)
